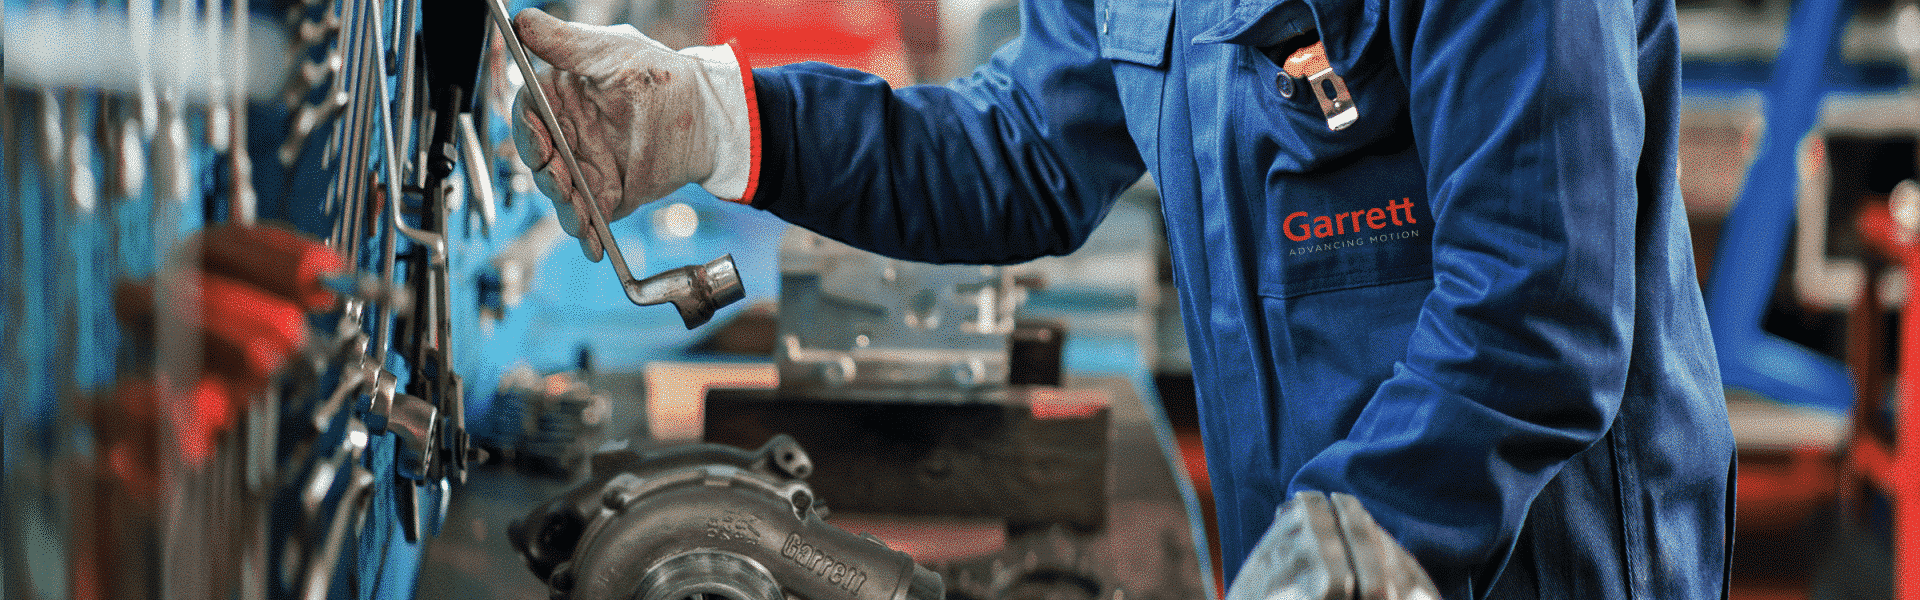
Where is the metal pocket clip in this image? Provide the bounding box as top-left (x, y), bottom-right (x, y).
top-left (1283, 41), bottom-right (1357, 131)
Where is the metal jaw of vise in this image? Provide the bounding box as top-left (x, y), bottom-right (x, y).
top-left (509, 436), bottom-right (945, 600)
top-left (482, 0), bottom-right (745, 329)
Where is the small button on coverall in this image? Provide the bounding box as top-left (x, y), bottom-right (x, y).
top-left (741, 0), bottom-right (1736, 595)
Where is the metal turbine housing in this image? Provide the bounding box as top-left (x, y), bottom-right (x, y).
top-left (510, 436), bottom-right (945, 600)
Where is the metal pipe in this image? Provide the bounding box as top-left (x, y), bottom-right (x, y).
top-left (368, 0), bottom-right (431, 360)
top-left (132, 0), bottom-right (159, 138)
top-left (340, 0), bottom-right (379, 268)
top-left (394, 0), bottom-right (420, 183)
top-left (458, 112), bottom-right (497, 231)
top-left (228, 0), bottom-right (256, 224)
top-left (324, 0), bottom-right (360, 250)
top-left (327, 0), bottom-right (375, 263)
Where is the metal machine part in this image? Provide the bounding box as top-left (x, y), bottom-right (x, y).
top-left (776, 229), bottom-right (1034, 401)
top-left (707, 230), bottom-right (1090, 526)
top-left (484, 0), bottom-right (747, 328)
top-left (509, 436), bottom-right (945, 600)
top-left (481, 364), bottom-right (613, 478)
top-left (938, 525), bottom-right (1111, 600)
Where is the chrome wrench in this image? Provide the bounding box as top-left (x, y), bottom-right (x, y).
top-left (483, 0), bottom-right (744, 328)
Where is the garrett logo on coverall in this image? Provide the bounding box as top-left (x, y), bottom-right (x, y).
top-left (1283, 197), bottom-right (1421, 255)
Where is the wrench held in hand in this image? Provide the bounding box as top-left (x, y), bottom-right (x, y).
top-left (486, 0), bottom-right (745, 328)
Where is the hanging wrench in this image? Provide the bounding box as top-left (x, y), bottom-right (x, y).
top-left (483, 0), bottom-right (745, 328)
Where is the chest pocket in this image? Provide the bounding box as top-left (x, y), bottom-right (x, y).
top-left (1199, 0), bottom-right (1405, 173)
top-left (1199, 0), bottom-right (1434, 298)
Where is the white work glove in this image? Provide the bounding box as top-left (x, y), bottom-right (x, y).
top-left (511, 8), bottom-right (754, 261)
top-left (1226, 491), bottom-right (1440, 600)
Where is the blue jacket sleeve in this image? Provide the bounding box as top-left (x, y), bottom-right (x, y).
top-left (1287, 0), bottom-right (1650, 595)
top-left (746, 0), bottom-right (1146, 265)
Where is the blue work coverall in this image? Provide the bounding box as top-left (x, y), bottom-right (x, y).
top-left (743, 0), bottom-right (1736, 595)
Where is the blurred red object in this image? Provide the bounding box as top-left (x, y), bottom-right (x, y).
top-left (105, 223), bottom-right (343, 470)
top-left (708, 0), bottom-right (914, 85)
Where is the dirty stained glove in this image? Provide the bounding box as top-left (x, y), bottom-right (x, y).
top-left (511, 7), bottom-right (754, 262)
top-left (1226, 491), bottom-right (1440, 600)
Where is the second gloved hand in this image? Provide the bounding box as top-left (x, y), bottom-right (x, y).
top-left (512, 7), bottom-right (753, 261)
top-left (1226, 491), bottom-right (1439, 600)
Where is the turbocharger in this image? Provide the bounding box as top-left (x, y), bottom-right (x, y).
top-left (509, 435), bottom-right (945, 600)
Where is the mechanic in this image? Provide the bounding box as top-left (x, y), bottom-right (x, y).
top-left (507, 0), bottom-right (1737, 594)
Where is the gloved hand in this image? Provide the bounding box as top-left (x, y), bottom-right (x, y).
top-left (511, 7), bottom-right (754, 261)
top-left (1225, 491), bottom-right (1440, 600)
